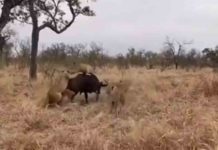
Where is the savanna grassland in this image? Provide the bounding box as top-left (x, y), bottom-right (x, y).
top-left (0, 66), bottom-right (218, 150)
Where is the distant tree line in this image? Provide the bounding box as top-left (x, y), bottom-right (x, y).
top-left (2, 39), bottom-right (215, 71)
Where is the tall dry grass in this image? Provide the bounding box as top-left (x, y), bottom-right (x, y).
top-left (0, 66), bottom-right (218, 149)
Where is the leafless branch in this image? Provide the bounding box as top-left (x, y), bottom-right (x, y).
top-left (38, 0), bottom-right (76, 33)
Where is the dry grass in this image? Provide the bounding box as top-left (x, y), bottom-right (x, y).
top-left (1, 66), bottom-right (218, 150)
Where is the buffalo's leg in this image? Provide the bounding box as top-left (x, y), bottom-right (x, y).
top-left (84, 92), bottom-right (89, 103)
top-left (96, 93), bottom-right (99, 101)
top-left (96, 89), bottom-right (100, 101)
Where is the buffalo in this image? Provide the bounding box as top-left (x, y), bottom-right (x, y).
top-left (66, 73), bottom-right (108, 103)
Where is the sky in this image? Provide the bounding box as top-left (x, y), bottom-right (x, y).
top-left (14, 0), bottom-right (218, 55)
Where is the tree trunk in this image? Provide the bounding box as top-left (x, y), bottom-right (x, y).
top-left (29, 27), bottom-right (39, 80)
top-left (0, 1), bottom-right (15, 68)
top-left (0, 35), bottom-right (6, 68)
top-left (0, 49), bottom-right (4, 68)
top-left (29, 0), bottom-right (39, 80)
top-left (174, 55), bottom-right (178, 70)
top-left (175, 62), bottom-right (178, 69)
top-left (0, 2), bottom-right (11, 33)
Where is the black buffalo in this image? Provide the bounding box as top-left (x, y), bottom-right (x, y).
top-left (66, 73), bottom-right (108, 103)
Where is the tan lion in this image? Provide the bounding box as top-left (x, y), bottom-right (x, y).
top-left (106, 79), bottom-right (131, 115)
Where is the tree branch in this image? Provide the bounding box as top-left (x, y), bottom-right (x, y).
top-left (38, 0), bottom-right (76, 33)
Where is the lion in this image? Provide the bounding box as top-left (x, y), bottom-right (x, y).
top-left (66, 63), bottom-right (94, 76)
top-left (38, 73), bottom-right (75, 108)
top-left (106, 79), bottom-right (131, 115)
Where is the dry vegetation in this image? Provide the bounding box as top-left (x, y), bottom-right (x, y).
top-left (1, 66), bottom-right (218, 150)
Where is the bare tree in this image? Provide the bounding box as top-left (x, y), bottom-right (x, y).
top-left (144, 51), bottom-right (158, 69)
top-left (40, 43), bottom-right (67, 63)
top-left (0, 0), bottom-right (25, 57)
top-left (202, 46), bottom-right (218, 68)
top-left (89, 42), bottom-right (103, 67)
top-left (116, 53), bottom-right (129, 69)
top-left (0, 0), bottom-right (25, 31)
top-left (164, 37), bottom-right (192, 69)
top-left (14, 38), bottom-right (31, 69)
top-left (3, 41), bottom-right (13, 66)
top-left (0, 26), bottom-right (16, 67)
top-left (13, 0), bottom-right (95, 79)
top-left (68, 43), bottom-right (86, 58)
top-left (126, 48), bottom-right (146, 66)
top-left (67, 43), bottom-right (86, 65)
